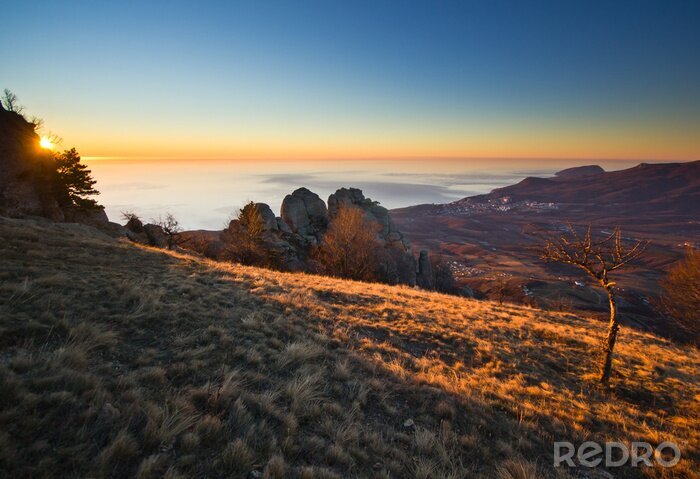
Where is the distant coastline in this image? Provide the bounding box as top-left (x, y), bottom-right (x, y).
top-left (86, 157), bottom-right (650, 230)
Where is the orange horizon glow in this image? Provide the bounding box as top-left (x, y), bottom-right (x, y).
top-left (55, 112), bottom-right (700, 163)
top-left (72, 131), bottom-right (700, 163)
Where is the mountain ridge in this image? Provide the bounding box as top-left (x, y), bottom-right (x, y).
top-left (460, 160), bottom-right (700, 214)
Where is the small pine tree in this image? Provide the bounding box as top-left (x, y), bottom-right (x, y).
top-left (222, 202), bottom-right (273, 266)
top-left (53, 148), bottom-right (99, 208)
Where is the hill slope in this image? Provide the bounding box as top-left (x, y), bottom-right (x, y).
top-left (0, 218), bottom-right (698, 478)
top-left (465, 161), bottom-right (700, 215)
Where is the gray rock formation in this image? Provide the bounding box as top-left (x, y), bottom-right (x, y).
top-left (183, 186), bottom-right (423, 285)
top-left (327, 187), bottom-right (369, 217)
top-left (280, 188), bottom-right (328, 237)
top-left (327, 187), bottom-right (410, 250)
top-left (416, 250), bottom-right (435, 290)
top-left (255, 203), bottom-right (279, 231)
top-left (125, 216), bottom-right (144, 233)
top-left (281, 187), bottom-right (328, 237)
top-left (276, 217), bottom-right (292, 234)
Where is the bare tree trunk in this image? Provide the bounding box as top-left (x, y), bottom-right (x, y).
top-left (600, 288), bottom-right (618, 385)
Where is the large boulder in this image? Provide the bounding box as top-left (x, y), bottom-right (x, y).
top-left (143, 223), bottom-right (167, 248)
top-left (276, 217), bottom-right (292, 234)
top-left (327, 187), bottom-right (369, 217)
top-left (125, 216), bottom-right (144, 233)
top-left (280, 195), bottom-right (309, 232)
top-left (255, 203), bottom-right (279, 231)
top-left (280, 188), bottom-right (327, 236)
top-left (64, 206), bottom-right (109, 226)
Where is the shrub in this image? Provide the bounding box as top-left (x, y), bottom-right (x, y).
top-left (314, 205), bottom-right (383, 282)
top-left (222, 202), bottom-right (276, 267)
top-left (659, 248), bottom-right (700, 344)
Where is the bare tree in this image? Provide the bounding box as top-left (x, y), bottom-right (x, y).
top-left (156, 213), bottom-right (182, 250)
top-left (493, 275), bottom-right (510, 305)
top-left (539, 223), bottom-right (648, 385)
top-left (2, 89), bottom-right (23, 113)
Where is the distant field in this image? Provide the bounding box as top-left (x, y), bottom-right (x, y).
top-left (0, 218), bottom-right (697, 478)
top-left (391, 206), bottom-right (696, 333)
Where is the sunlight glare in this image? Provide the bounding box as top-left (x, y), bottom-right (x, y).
top-left (40, 136), bottom-right (54, 149)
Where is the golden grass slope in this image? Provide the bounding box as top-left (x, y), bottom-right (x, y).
top-left (0, 217), bottom-right (697, 479)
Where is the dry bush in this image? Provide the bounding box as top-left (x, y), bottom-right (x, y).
top-left (221, 201), bottom-right (274, 267)
top-left (494, 458), bottom-right (542, 479)
top-left (659, 247), bottom-right (700, 344)
top-left (314, 205), bottom-right (383, 281)
top-left (430, 254), bottom-right (458, 294)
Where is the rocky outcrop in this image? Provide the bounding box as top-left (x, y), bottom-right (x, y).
top-left (126, 216), bottom-right (144, 233)
top-left (328, 187), bottom-right (411, 251)
top-left (0, 104), bottom-right (57, 218)
top-left (206, 187), bottom-right (421, 284)
top-left (0, 103), bottom-right (111, 230)
top-left (281, 188), bottom-right (328, 238)
top-left (255, 203), bottom-right (279, 231)
top-left (416, 250), bottom-right (435, 290)
top-left (143, 224), bottom-right (167, 248)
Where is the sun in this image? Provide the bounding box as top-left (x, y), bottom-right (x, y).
top-left (39, 136), bottom-right (54, 149)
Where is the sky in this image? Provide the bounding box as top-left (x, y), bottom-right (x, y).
top-left (2, 0), bottom-right (700, 161)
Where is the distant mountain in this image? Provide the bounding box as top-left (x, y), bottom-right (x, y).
top-left (554, 164), bottom-right (605, 179)
top-left (461, 161), bottom-right (700, 214)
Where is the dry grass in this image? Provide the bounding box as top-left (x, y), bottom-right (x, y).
top-left (0, 217), bottom-right (697, 478)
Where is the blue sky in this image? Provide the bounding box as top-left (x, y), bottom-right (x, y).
top-left (2, 0), bottom-right (699, 159)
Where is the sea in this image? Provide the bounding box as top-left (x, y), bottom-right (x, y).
top-left (83, 157), bottom-right (644, 230)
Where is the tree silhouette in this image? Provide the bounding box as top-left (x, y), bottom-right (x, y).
top-left (2, 89), bottom-right (23, 113)
top-left (222, 202), bottom-right (271, 266)
top-left (156, 213), bottom-right (182, 250)
top-left (53, 148), bottom-right (100, 209)
top-left (539, 223), bottom-right (647, 385)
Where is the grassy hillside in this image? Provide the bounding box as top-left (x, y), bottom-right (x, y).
top-left (0, 217), bottom-right (697, 479)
